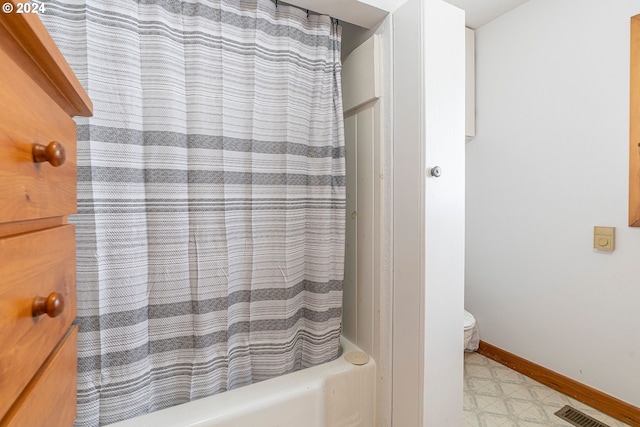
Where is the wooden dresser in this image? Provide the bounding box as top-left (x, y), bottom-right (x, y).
top-left (0, 5), bottom-right (92, 427)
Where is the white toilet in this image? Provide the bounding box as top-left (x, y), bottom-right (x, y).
top-left (464, 310), bottom-right (477, 350)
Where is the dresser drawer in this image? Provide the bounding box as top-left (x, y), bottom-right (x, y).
top-left (0, 29), bottom-right (78, 223)
top-left (1, 326), bottom-right (78, 427)
top-left (0, 225), bottom-right (76, 419)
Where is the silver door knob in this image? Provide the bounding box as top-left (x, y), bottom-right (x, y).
top-left (430, 166), bottom-right (442, 177)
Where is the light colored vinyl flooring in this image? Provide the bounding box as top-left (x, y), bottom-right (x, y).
top-left (463, 351), bottom-right (631, 427)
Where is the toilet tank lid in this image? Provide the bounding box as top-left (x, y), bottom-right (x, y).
top-left (464, 310), bottom-right (476, 329)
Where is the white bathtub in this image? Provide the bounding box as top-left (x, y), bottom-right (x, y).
top-left (108, 337), bottom-right (376, 427)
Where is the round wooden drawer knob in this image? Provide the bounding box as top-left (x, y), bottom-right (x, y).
top-left (32, 141), bottom-right (66, 167)
top-left (32, 292), bottom-right (65, 318)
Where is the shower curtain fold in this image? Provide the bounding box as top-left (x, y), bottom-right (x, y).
top-left (38, 1), bottom-right (345, 425)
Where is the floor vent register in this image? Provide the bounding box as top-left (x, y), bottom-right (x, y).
top-left (555, 405), bottom-right (611, 427)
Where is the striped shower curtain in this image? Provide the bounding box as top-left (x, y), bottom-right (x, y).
top-left (38, 1), bottom-right (344, 425)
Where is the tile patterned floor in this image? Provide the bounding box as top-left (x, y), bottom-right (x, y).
top-left (463, 352), bottom-right (632, 427)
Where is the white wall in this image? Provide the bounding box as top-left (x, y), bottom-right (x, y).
top-left (394, 0), bottom-right (466, 425)
top-left (466, 0), bottom-right (640, 406)
top-left (344, 4), bottom-right (466, 426)
top-left (421, 1), bottom-right (466, 424)
top-left (342, 17), bottom-right (394, 427)
top-left (341, 22), bottom-right (381, 61)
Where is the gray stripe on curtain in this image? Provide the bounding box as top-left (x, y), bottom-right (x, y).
top-left (78, 279), bottom-right (343, 332)
top-left (78, 167), bottom-right (346, 186)
top-left (77, 307), bottom-right (343, 370)
top-left (37, 0), bottom-right (345, 425)
top-left (77, 125), bottom-right (345, 158)
top-left (79, 202), bottom-right (347, 213)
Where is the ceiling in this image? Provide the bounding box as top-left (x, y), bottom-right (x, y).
top-left (443, 0), bottom-right (530, 28)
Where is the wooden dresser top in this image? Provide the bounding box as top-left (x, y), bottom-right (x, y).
top-left (0, 2), bottom-right (92, 117)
